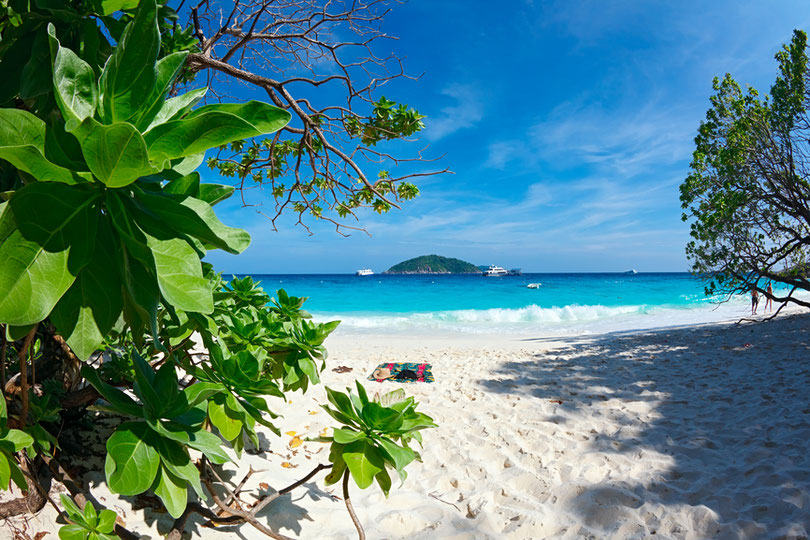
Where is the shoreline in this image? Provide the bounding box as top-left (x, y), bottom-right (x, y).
top-left (4, 310), bottom-right (810, 538)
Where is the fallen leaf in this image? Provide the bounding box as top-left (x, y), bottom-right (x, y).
top-left (34, 533), bottom-right (49, 540)
top-left (285, 430), bottom-right (297, 436)
top-left (308, 410), bottom-right (318, 415)
top-left (281, 462), bottom-right (297, 468)
top-left (289, 436), bottom-right (303, 448)
top-left (259, 482), bottom-right (269, 490)
top-left (550, 399), bottom-right (563, 405)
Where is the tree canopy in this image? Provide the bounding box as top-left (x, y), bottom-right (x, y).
top-left (680, 29), bottom-right (810, 308)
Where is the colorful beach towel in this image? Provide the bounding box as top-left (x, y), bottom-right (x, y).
top-left (368, 362), bottom-right (434, 383)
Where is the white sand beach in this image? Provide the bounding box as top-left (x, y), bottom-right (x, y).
top-left (4, 310), bottom-right (810, 539)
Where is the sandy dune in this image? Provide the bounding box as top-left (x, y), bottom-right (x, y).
top-left (4, 312), bottom-right (810, 539)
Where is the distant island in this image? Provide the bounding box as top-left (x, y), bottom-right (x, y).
top-left (385, 255), bottom-right (480, 274)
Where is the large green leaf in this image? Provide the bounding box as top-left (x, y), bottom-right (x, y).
top-left (131, 353), bottom-right (161, 416)
top-left (0, 109), bottom-right (90, 184)
top-left (343, 440), bottom-right (385, 490)
top-left (50, 221), bottom-right (123, 360)
top-left (163, 173), bottom-right (200, 197)
top-left (375, 467), bottom-right (392, 496)
top-left (98, 0), bottom-right (160, 124)
top-left (153, 436), bottom-right (204, 499)
top-left (106, 422), bottom-right (160, 495)
top-left (153, 361), bottom-right (181, 409)
top-left (0, 183), bottom-right (100, 326)
top-left (198, 184), bottom-right (235, 206)
top-left (324, 456), bottom-right (347, 485)
top-left (121, 254), bottom-right (162, 347)
top-left (332, 428), bottom-right (365, 444)
top-left (47, 24), bottom-right (97, 131)
top-left (376, 437), bottom-right (415, 475)
top-left (145, 87), bottom-right (207, 132)
top-left (99, 0), bottom-right (140, 15)
top-left (361, 402), bottom-right (403, 431)
top-left (169, 152), bottom-right (205, 177)
top-left (78, 119), bottom-right (154, 187)
top-left (58, 524), bottom-right (90, 540)
top-left (184, 428), bottom-right (230, 464)
top-left (144, 101), bottom-right (291, 164)
top-left (208, 393), bottom-right (242, 441)
top-left (2, 429), bottom-right (34, 452)
top-left (152, 465), bottom-right (187, 519)
top-left (137, 225), bottom-right (213, 314)
top-left (136, 191), bottom-right (250, 254)
top-left (131, 51), bottom-right (188, 131)
top-left (0, 451), bottom-right (27, 491)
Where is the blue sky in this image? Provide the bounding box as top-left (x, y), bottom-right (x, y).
top-left (204, 0), bottom-right (810, 274)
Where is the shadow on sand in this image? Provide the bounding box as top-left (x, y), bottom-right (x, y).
top-left (478, 314), bottom-right (810, 537)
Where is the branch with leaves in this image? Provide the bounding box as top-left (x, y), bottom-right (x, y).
top-left (182, 0), bottom-right (448, 234)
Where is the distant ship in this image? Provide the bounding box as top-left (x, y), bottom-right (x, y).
top-left (483, 265), bottom-right (508, 277)
top-left (508, 268), bottom-right (522, 276)
top-left (624, 269), bottom-right (638, 275)
top-left (356, 268), bottom-right (374, 276)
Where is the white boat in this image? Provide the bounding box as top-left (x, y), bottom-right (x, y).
top-left (624, 269), bottom-right (638, 275)
top-left (527, 283), bottom-right (541, 289)
top-left (483, 265), bottom-right (508, 277)
top-left (355, 268), bottom-right (374, 276)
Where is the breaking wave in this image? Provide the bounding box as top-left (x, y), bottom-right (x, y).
top-left (313, 299), bottom-right (752, 336)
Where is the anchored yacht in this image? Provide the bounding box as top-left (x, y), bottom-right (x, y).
top-left (483, 265), bottom-right (508, 277)
top-left (355, 268), bottom-right (374, 276)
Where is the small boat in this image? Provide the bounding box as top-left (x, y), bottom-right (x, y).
top-left (483, 265), bottom-right (508, 277)
top-left (624, 269), bottom-right (638, 275)
top-left (508, 268), bottom-right (522, 276)
top-left (355, 268), bottom-right (374, 276)
top-left (527, 283), bottom-right (541, 289)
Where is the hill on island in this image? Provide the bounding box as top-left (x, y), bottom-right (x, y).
top-left (385, 255), bottom-right (480, 274)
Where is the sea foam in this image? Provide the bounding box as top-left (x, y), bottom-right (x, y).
top-left (313, 296), bottom-right (754, 336)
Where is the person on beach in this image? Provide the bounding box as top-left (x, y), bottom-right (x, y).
top-left (751, 284), bottom-right (759, 315)
top-left (765, 281), bottom-right (773, 312)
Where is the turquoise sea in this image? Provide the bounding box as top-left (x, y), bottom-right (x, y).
top-left (241, 272), bottom-right (767, 336)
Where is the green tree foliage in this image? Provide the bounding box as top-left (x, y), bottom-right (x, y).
top-left (0, 1), bottom-right (435, 537)
top-left (317, 384), bottom-right (436, 495)
top-left (681, 29), bottom-right (810, 307)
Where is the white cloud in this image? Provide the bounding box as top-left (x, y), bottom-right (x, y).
top-left (424, 83), bottom-right (484, 141)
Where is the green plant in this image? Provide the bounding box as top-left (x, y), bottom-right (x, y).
top-left (0, 0), bottom-right (436, 537)
top-left (318, 383), bottom-right (436, 494)
top-left (83, 354), bottom-right (228, 518)
top-left (58, 495), bottom-right (117, 540)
